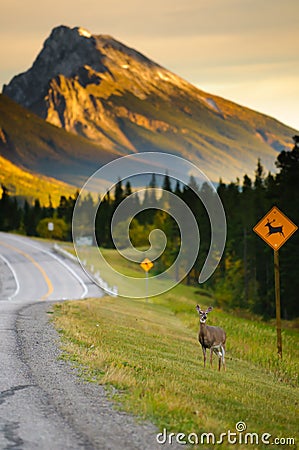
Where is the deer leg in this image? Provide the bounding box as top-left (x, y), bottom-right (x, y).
top-left (221, 345), bottom-right (226, 371)
top-left (210, 348), bottom-right (213, 367)
top-left (213, 347), bottom-right (221, 371)
top-left (202, 347), bottom-right (207, 368)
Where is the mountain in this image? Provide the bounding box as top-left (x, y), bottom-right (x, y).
top-left (0, 154), bottom-right (76, 206)
top-left (2, 25), bottom-right (298, 184)
top-left (0, 93), bottom-right (121, 189)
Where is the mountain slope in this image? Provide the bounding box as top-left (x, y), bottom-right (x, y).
top-left (2, 25), bottom-right (298, 182)
top-left (0, 93), bottom-right (121, 187)
top-left (0, 154), bottom-right (76, 206)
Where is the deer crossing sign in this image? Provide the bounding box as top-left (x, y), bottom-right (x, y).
top-left (253, 206), bottom-right (297, 358)
top-left (140, 258), bottom-right (154, 272)
top-left (253, 206), bottom-right (297, 251)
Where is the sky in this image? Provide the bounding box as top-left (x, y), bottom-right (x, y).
top-left (1, 0), bottom-right (298, 131)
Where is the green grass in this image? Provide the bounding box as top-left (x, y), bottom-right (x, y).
top-left (65, 243), bottom-right (177, 297)
top-left (53, 283), bottom-right (299, 449)
top-left (61, 242), bottom-right (299, 383)
top-left (67, 243), bottom-right (151, 276)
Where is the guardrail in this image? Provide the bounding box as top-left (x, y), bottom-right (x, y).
top-left (53, 243), bottom-right (78, 262)
top-left (53, 244), bottom-right (118, 297)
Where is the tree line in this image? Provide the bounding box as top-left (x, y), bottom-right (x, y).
top-left (0, 186), bottom-right (77, 240)
top-left (1, 136), bottom-right (298, 318)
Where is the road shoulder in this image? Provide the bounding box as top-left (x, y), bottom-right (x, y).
top-left (16, 301), bottom-right (172, 450)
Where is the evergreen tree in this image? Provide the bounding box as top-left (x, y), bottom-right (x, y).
top-left (241, 174), bottom-right (255, 307)
top-left (96, 192), bottom-right (113, 247)
top-left (0, 185), bottom-right (10, 230)
top-left (174, 180), bottom-right (182, 197)
top-left (48, 195), bottom-right (54, 218)
top-left (274, 136), bottom-right (299, 317)
top-left (124, 181), bottom-right (132, 197)
top-left (162, 171), bottom-right (172, 192)
top-left (148, 173), bottom-right (157, 206)
top-left (113, 178), bottom-right (124, 209)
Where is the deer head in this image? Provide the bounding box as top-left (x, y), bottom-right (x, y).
top-left (196, 305), bottom-right (213, 323)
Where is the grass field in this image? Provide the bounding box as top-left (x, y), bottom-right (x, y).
top-left (53, 252), bottom-right (299, 449)
top-left (62, 243), bottom-right (190, 297)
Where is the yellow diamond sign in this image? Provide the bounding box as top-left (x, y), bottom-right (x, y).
top-left (140, 258), bottom-right (154, 272)
top-left (253, 206), bottom-right (297, 251)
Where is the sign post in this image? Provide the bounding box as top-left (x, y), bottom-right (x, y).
top-left (140, 258), bottom-right (154, 302)
top-left (253, 206), bottom-right (297, 358)
top-left (273, 250), bottom-right (282, 357)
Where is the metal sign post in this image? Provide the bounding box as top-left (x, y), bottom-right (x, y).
top-left (145, 271), bottom-right (149, 303)
top-left (273, 250), bottom-right (282, 357)
top-left (254, 206), bottom-right (297, 358)
top-left (140, 258), bottom-right (154, 302)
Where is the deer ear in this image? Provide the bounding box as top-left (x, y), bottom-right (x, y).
top-left (206, 306), bottom-right (213, 313)
top-left (196, 305), bottom-right (201, 313)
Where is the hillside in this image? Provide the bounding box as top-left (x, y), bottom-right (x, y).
top-left (0, 154), bottom-right (76, 206)
top-left (3, 25), bottom-right (298, 183)
top-left (0, 94), bottom-right (121, 187)
top-left (53, 288), bottom-right (299, 449)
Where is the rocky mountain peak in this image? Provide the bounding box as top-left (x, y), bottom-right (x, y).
top-left (2, 25), bottom-right (188, 139)
top-left (2, 25), bottom-right (184, 112)
top-left (2, 25), bottom-right (109, 109)
top-left (2, 25), bottom-right (296, 183)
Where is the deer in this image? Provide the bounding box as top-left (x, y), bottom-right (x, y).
top-left (196, 305), bottom-right (226, 371)
top-left (264, 219), bottom-right (284, 237)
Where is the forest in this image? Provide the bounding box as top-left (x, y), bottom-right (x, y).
top-left (1, 136), bottom-right (299, 318)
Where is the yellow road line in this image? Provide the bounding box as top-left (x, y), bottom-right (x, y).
top-left (0, 240), bottom-right (54, 300)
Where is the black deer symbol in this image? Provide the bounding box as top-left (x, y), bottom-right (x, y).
top-left (265, 219), bottom-right (284, 237)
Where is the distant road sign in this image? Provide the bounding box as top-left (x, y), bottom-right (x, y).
top-left (140, 258), bottom-right (154, 272)
top-left (253, 206), bottom-right (297, 251)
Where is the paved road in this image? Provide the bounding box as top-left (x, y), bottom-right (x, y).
top-left (0, 233), bottom-right (169, 450)
top-left (0, 233), bottom-right (101, 302)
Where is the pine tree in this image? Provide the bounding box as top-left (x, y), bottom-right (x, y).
top-left (274, 136), bottom-right (299, 317)
top-left (0, 185), bottom-right (10, 230)
top-left (174, 180), bottom-right (182, 196)
top-left (113, 178), bottom-right (124, 209)
top-left (148, 173), bottom-right (157, 206)
top-left (124, 181), bottom-right (132, 197)
top-left (162, 171), bottom-right (172, 192)
top-left (96, 192), bottom-right (113, 247)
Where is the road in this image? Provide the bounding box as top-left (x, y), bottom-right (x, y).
top-left (0, 233), bottom-right (167, 450)
top-left (0, 233), bottom-right (100, 302)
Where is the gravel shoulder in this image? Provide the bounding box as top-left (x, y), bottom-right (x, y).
top-left (16, 301), bottom-right (176, 450)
